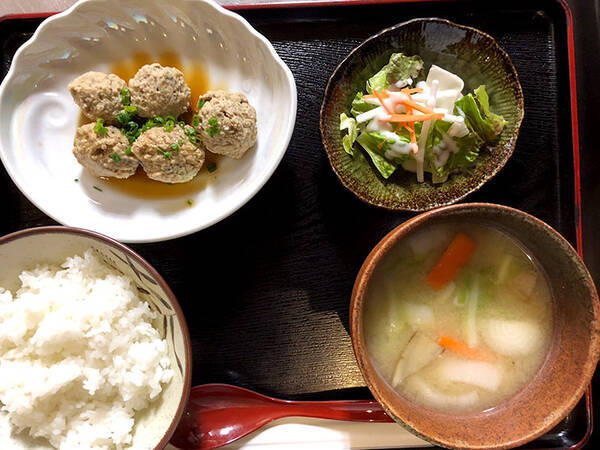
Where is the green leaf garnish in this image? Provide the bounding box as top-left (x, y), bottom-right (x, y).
top-left (94, 118), bottom-right (108, 135)
top-left (164, 119), bottom-right (175, 132)
top-left (207, 162), bottom-right (217, 173)
top-left (192, 114), bottom-right (200, 127)
top-left (206, 117), bottom-right (221, 137)
top-left (157, 148), bottom-right (172, 159)
top-left (183, 126), bottom-right (201, 145)
top-left (121, 87), bottom-right (131, 106)
top-left (109, 152), bottom-right (121, 162)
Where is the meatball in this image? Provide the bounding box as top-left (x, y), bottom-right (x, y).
top-left (73, 123), bottom-right (139, 178)
top-left (128, 64), bottom-right (191, 118)
top-left (132, 126), bottom-right (204, 183)
top-left (195, 90), bottom-right (257, 159)
top-left (68, 72), bottom-right (127, 124)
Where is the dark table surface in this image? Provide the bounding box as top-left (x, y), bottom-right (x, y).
top-left (1, 0), bottom-right (600, 448)
top-left (567, 0), bottom-right (600, 445)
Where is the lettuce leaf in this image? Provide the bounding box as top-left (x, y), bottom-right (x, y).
top-left (350, 92), bottom-right (377, 117)
top-left (366, 53), bottom-right (424, 93)
top-left (339, 113), bottom-right (358, 156)
top-left (454, 85), bottom-right (507, 143)
top-left (431, 130), bottom-right (483, 180)
top-left (356, 131), bottom-right (405, 179)
top-left (474, 85), bottom-right (508, 139)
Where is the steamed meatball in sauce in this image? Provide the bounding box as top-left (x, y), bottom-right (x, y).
top-left (68, 72), bottom-right (127, 124)
top-left (128, 64), bottom-right (191, 118)
top-left (195, 90), bottom-right (257, 159)
top-left (132, 126), bottom-right (204, 183)
top-left (73, 123), bottom-right (139, 178)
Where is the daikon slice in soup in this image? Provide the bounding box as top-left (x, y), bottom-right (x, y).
top-left (363, 224), bottom-right (553, 413)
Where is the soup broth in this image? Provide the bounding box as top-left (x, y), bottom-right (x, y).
top-left (363, 224), bottom-right (553, 413)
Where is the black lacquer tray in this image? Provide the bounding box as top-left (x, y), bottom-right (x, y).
top-left (0, 0), bottom-right (596, 447)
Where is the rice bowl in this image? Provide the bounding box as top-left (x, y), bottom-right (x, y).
top-left (0, 226), bottom-right (191, 450)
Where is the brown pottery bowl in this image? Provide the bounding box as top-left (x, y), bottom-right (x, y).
top-left (350, 203), bottom-right (600, 448)
top-left (321, 19), bottom-right (524, 211)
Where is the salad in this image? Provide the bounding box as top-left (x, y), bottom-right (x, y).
top-left (340, 53), bottom-right (508, 183)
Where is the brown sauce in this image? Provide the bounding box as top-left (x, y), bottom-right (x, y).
top-left (92, 52), bottom-right (222, 200)
top-left (102, 152), bottom-right (222, 199)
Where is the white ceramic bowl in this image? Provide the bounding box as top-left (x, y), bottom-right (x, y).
top-left (0, 0), bottom-right (296, 243)
top-left (0, 226), bottom-right (192, 449)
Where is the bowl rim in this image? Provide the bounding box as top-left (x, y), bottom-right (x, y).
top-left (320, 17), bottom-right (525, 212)
top-left (350, 202), bottom-right (600, 448)
top-left (0, 225), bottom-right (193, 449)
top-left (0, 0), bottom-right (298, 243)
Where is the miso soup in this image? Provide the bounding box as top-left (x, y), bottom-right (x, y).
top-left (363, 224), bottom-right (553, 413)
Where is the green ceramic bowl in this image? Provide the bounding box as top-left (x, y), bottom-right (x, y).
top-left (320, 18), bottom-right (524, 211)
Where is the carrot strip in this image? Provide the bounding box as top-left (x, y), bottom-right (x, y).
top-left (427, 233), bottom-right (476, 290)
top-left (363, 90), bottom-right (389, 100)
top-left (401, 87), bottom-right (423, 94)
top-left (438, 336), bottom-right (492, 361)
top-left (380, 113), bottom-right (444, 123)
top-left (399, 98), bottom-right (434, 115)
top-left (372, 89), bottom-right (392, 115)
top-left (404, 124), bottom-right (417, 153)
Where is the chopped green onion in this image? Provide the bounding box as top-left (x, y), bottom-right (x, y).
top-left (206, 117), bottom-right (221, 137)
top-left (154, 116), bottom-right (165, 125)
top-left (183, 125), bottom-right (201, 145)
top-left (164, 120), bottom-right (175, 132)
top-left (177, 139), bottom-right (183, 145)
top-left (125, 145), bottom-right (132, 155)
top-left (109, 152), bottom-right (122, 163)
top-left (157, 148), bottom-right (172, 159)
top-left (93, 185), bottom-right (103, 191)
top-left (192, 114), bottom-right (200, 127)
top-left (74, 178), bottom-right (79, 182)
top-left (197, 99), bottom-right (205, 110)
top-left (116, 112), bottom-right (129, 126)
top-left (124, 105), bottom-right (137, 114)
top-left (170, 143), bottom-right (179, 151)
top-left (121, 87), bottom-right (131, 106)
top-left (178, 121), bottom-right (186, 128)
top-left (140, 118), bottom-right (156, 133)
top-left (94, 118), bottom-right (108, 135)
top-left (165, 115), bottom-right (177, 123)
top-left (207, 162), bottom-right (217, 173)
top-left (186, 199), bottom-right (193, 206)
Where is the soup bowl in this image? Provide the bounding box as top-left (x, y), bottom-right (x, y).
top-left (0, 226), bottom-right (192, 449)
top-left (350, 203), bottom-right (600, 449)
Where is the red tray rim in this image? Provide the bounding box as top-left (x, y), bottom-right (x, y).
top-left (0, 0), bottom-right (591, 448)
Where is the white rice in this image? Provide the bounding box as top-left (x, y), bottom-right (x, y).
top-left (0, 250), bottom-right (173, 449)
